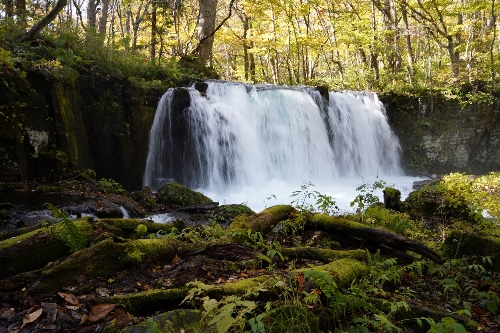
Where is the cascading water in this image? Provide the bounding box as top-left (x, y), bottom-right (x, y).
top-left (144, 81), bottom-right (417, 213)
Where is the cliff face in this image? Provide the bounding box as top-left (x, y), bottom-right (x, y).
top-left (381, 91), bottom-right (500, 175)
top-left (0, 70), bottom-right (162, 190)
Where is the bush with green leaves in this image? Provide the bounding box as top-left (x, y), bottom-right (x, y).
top-left (98, 178), bottom-right (127, 195)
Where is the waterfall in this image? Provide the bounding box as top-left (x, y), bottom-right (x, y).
top-left (143, 81), bottom-right (402, 195)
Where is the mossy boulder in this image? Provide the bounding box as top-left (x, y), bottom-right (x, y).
top-left (403, 186), bottom-right (474, 225)
top-left (156, 182), bottom-right (212, 207)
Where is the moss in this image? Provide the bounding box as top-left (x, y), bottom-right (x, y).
top-left (112, 309), bottom-right (215, 333)
top-left (35, 185), bottom-right (60, 193)
top-left (34, 238), bottom-right (126, 294)
top-left (156, 182), bottom-right (212, 207)
top-left (103, 287), bottom-right (190, 314)
top-left (263, 305), bottom-right (320, 333)
top-left (0, 219), bottom-right (93, 278)
top-left (39, 149), bottom-right (69, 174)
top-left (442, 231), bottom-right (500, 272)
top-left (280, 247), bottom-right (366, 263)
top-left (104, 276), bottom-right (274, 314)
top-left (120, 238), bottom-right (201, 266)
top-left (383, 187), bottom-right (402, 211)
top-left (228, 205), bottom-right (295, 238)
top-left (295, 258), bottom-right (368, 288)
top-left (100, 218), bottom-right (177, 234)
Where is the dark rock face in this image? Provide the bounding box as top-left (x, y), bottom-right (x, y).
top-left (381, 91), bottom-right (500, 175)
top-left (0, 71), bottom-right (163, 190)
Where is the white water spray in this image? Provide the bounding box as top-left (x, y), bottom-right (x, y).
top-left (144, 81), bottom-right (416, 212)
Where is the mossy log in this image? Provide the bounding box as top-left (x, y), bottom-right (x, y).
top-left (227, 205), bottom-right (442, 264)
top-left (280, 247), bottom-right (366, 263)
top-left (0, 219), bottom-right (94, 279)
top-left (0, 218), bottom-right (182, 280)
top-left (227, 205), bottom-right (295, 237)
top-left (307, 213), bottom-right (443, 264)
top-left (97, 258), bottom-right (367, 314)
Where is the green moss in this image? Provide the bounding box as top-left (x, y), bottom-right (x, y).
top-left (228, 205), bottom-right (295, 236)
top-left (263, 305), bottom-right (320, 333)
top-left (0, 219), bottom-right (93, 278)
top-left (34, 238), bottom-right (126, 294)
top-left (280, 247), bottom-right (366, 263)
top-left (100, 218), bottom-right (177, 234)
top-left (442, 231), bottom-right (500, 272)
top-left (113, 309), bottom-right (215, 333)
top-left (104, 288), bottom-right (189, 315)
top-left (156, 182), bottom-right (212, 206)
top-left (296, 258), bottom-right (368, 288)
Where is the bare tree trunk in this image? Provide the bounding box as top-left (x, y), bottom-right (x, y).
top-left (490, 0), bottom-right (497, 80)
top-left (87, 0), bottom-right (97, 29)
top-left (5, 0), bottom-right (14, 17)
top-left (17, 0), bottom-right (68, 43)
top-left (196, 0), bottom-right (217, 65)
top-left (98, 0), bottom-right (110, 35)
top-left (150, 1), bottom-right (157, 62)
top-left (401, 0), bottom-right (414, 81)
top-left (15, 0), bottom-right (26, 22)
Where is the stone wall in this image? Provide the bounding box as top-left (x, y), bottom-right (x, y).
top-left (381, 91), bottom-right (500, 175)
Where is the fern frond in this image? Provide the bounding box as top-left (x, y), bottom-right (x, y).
top-left (52, 217), bottom-right (87, 253)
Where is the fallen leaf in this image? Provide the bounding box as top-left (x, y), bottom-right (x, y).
top-left (297, 273), bottom-right (305, 292)
top-left (136, 282), bottom-right (141, 287)
top-left (473, 307), bottom-right (489, 315)
top-left (80, 313), bottom-right (88, 324)
top-left (58, 292), bottom-right (80, 305)
top-left (0, 308), bottom-right (16, 320)
top-left (21, 307), bottom-right (43, 328)
top-left (75, 275), bottom-right (86, 283)
top-left (88, 303), bottom-right (116, 322)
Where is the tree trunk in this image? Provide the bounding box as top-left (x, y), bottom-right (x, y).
top-left (15, 0), bottom-right (26, 22)
top-left (5, 0), bottom-right (14, 17)
top-left (196, 0), bottom-right (217, 65)
top-left (87, 0), bottom-right (97, 29)
top-left (98, 0), bottom-right (109, 35)
top-left (150, 1), bottom-right (157, 62)
top-left (401, 0), bottom-right (414, 81)
top-left (17, 0), bottom-right (68, 43)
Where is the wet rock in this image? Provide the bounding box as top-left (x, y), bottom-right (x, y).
top-left (96, 200), bottom-right (124, 218)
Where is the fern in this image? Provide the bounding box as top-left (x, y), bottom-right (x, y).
top-left (52, 217), bottom-right (87, 252)
top-left (46, 203), bottom-right (87, 253)
top-left (304, 269), bottom-right (382, 328)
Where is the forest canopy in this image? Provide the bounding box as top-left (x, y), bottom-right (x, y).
top-left (1, 0), bottom-right (499, 91)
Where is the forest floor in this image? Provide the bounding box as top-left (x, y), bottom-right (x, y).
top-left (0, 174), bottom-right (500, 333)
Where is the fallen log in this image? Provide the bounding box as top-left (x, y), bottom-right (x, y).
top-left (307, 214), bottom-right (443, 264)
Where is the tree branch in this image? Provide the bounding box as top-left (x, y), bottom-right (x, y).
top-left (17, 0), bottom-right (68, 43)
top-left (190, 0), bottom-right (237, 55)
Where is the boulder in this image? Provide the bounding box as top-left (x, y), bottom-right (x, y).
top-left (156, 182), bottom-right (212, 207)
